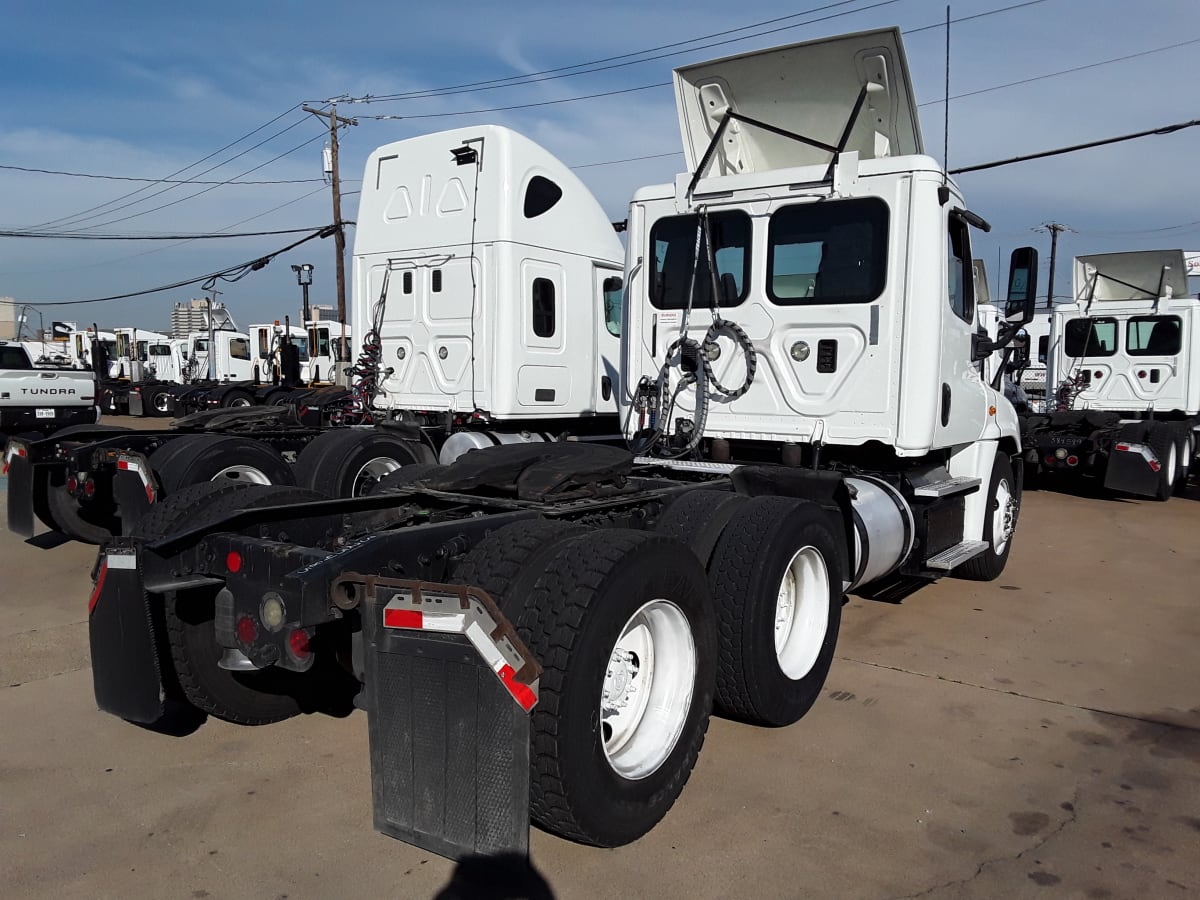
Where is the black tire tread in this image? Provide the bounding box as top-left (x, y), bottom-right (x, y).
top-left (957, 453), bottom-right (1019, 579)
top-left (518, 530), bottom-right (712, 846)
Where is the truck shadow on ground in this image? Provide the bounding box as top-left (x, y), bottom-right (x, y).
top-left (433, 852), bottom-right (555, 900)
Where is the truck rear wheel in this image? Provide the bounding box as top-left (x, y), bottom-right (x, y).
top-left (136, 482), bottom-right (352, 725)
top-left (219, 388), bottom-right (256, 409)
top-left (141, 384), bottom-right (174, 417)
top-left (956, 452), bottom-right (1019, 580)
top-left (707, 496), bottom-right (843, 727)
top-left (366, 463), bottom-right (446, 494)
top-left (294, 428), bottom-right (434, 497)
top-left (517, 530), bottom-right (716, 847)
top-left (653, 488), bottom-right (748, 566)
top-left (149, 434), bottom-right (294, 495)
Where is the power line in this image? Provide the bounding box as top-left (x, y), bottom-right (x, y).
top-left (572, 151), bottom-right (681, 169)
top-left (29, 104), bottom-right (305, 231)
top-left (71, 131), bottom-right (329, 232)
top-left (19, 226), bottom-right (337, 308)
top-left (350, 1), bottom-right (887, 104)
top-left (0, 162), bottom-right (324, 185)
top-left (0, 226), bottom-right (328, 240)
top-left (360, 1), bottom-right (1050, 122)
top-left (918, 35), bottom-right (1200, 107)
top-left (949, 118), bottom-right (1200, 175)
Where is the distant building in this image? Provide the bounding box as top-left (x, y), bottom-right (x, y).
top-left (170, 299), bottom-right (237, 338)
top-left (0, 297), bottom-right (16, 340)
top-left (310, 304), bottom-right (336, 321)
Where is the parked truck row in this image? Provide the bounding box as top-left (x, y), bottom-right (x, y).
top-left (36, 28), bottom-right (1052, 859)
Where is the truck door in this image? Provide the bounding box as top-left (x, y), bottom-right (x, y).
top-left (516, 259), bottom-right (572, 410)
top-left (936, 212), bottom-right (988, 445)
top-left (593, 266), bottom-right (622, 414)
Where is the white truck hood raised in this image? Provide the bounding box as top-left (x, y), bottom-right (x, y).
top-left (1073, 250), bottom-right (1191, 302)
top-left (673, 26), bottom-right (923, 176)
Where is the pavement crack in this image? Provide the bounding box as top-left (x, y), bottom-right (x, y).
top-left (887, 787), bottom-right (1082, 900)
top-left (837, 655), bottom-right (1200, 733)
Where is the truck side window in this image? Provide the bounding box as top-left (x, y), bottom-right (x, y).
top-left (258, 330), bottom-right (269, 359)
top-left (1038, 336), bottom-right (1048, 363)
top-left (947, 217), bottom-right (974, 323)
top-left (315, 329), bottom-right (331, 358)
top-left (649, 211), bottom-right (750, 310)
top-left (524, 176), bottom-right (563, 219)
top-left (1127, 315), bottom-right (1181, 356)
top-left (603, 277), bottom-right (623, 337)
top-left (0, 346), bottom-right (31, 369)
top-left (768, 198), bottom-right (888, 304)
top-left (532, 278), bottom-right (556, 338)
top-left (230, 338), bottom-right (251, 361)
top-left (1063, 318), bottom-right (1117, 357)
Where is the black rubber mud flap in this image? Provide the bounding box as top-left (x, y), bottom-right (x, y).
top-left (1102, 431), bottom-right (1161, 498)
top-left (89, 543), bottom-right (169, 724)
top-left (6, 451), bottom-right (36, 537)
top-left (357, 576), bottom-right (537, 860)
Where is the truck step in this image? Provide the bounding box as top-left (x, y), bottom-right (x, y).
top-left (633, 456), bottom-right (739, 474)
top-left (912, 476), bottom-right (982, 499)
top-left (924, 540), bottom-right (988, 571)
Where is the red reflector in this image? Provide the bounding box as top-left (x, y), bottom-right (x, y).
top-left (1115, 443), bottom-right (1131, 452)
top-left (498, 663), bottom-right (537, 712)
top-left (288, 629), bottom-right (311, 659)
top-left (83, 479), bottom-right (96, 497)
top-left (1148, 460), bottom-right (1161, 473)
top-left (1044, 454), bottom-right (1056, 465)
top-left (88, 562), bottom-right (108, 614)
top-left (226, 551), bottom-right (242, 573)
top-left (1137, 370), bottom-right (1147, 379)
top-left (1094, 371), bottom-right (1103, 379)
top-left (383, 608), bottom-right (423, 629)
top-left (67, 476), bottom-right (78, 494)
top-left (145, 484), bottom-right (155, 504)
top-left (1066, 455), bottom-right (1079, 466)
top-left (236, 615), bottom-right (257, 644)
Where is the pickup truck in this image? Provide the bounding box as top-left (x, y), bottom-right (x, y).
top-left (0, 341), bottom-right (99, 435)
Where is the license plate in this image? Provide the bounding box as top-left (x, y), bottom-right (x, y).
top-left (35, 408), bottom-right (55, 419)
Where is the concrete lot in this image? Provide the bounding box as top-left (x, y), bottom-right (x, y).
top-left (1, 436), bottom-right (1198, 899)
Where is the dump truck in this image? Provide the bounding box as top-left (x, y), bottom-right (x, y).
top-left (80, 28), bottom-right (1038, 858)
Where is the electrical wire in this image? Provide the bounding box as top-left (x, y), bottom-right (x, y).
top-left (18, 225), bottom-right (337, 308)
top-left (571, 151), bottom-right (680, 169)
top-left (0, 225), bottom-right (329, 240)
top-left (28, 104), bottom-right (305, 231)
top-left (351, 1), bottom-right (886, 104)
top-left (69, 131), bottom-right (329, 232)
top-left (949, 118), bottom-right (1200, 175)
top-left (918, 36), bottom-right (1200, 107)
top-left (0, 162), bottom-right (324, 185)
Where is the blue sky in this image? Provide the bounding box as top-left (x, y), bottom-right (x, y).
top-left (1, 0), bottom-right (1196, 329)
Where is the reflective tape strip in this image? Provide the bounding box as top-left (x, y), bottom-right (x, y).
top-left (381, 586), bottom-right (539, 712)
top-left (3, 440), bottom-right (27, 473)
top-left (88, 561), bottom-right (108, 614)
top-left (1113, 441), bottom-right (1160, 471)
top-left (116, 454), bottom-right (157, 504)
top-left (106, 550), bottom-right (138, 570)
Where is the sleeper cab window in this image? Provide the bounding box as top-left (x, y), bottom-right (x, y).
top-left (524, 176), bottom-right (563, 219)
top-left (1063, 317), bottom-right (1117, 357)
top-left (767, 198), bottom-right (888, 306)
top-left (532, 278), bottom-right (556, 338)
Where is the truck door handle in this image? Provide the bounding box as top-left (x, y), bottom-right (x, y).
top-left (941, 383), bottom-right (951, 426)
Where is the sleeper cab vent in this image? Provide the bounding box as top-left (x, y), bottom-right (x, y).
top-left (816, 339), bottom-right (838, 373)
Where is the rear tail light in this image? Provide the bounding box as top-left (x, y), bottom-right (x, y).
top-left (1066, 455), bottom-right (1079, 467)
top-left (288, 628), bottom-right (311, 659)
top-left (83, 479), bottom-right (96, 498)
top-left (66, 476), bottom-right (78, 494)
top-left (226, 551), bottom-right (242, 574)
top-left (236, 615), bottom-right (258, 644)
top-left (1044, 454), bottom-right (1056, 465)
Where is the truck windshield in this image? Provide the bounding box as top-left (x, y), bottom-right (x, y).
top-left (649, 211), bottom-right (750, 310)
top-left (1063, 317), bottom-right (1117, 357)
top-left (767, 198), bottom-right (889, 305)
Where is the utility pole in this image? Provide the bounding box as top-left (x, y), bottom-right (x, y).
top-left (303, 104), bottom-right (357, 360)
top-left (207, 286), bottom-right (222, 381)
top-left (1036, 222), bottom-right (1071, 310)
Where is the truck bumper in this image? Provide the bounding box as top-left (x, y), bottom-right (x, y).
top-left (0, 404), bottom-right (99, 435)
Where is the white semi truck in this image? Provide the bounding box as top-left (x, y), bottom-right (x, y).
top-left (78, 28), bottom-right (1037, 859)
top-left (1019, 249), bottom-right (1198, 499)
